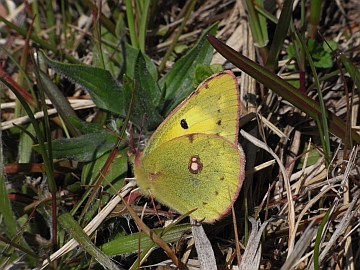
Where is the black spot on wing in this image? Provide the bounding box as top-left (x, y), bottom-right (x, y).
top-left (180, 119), bottom-right (189, 129)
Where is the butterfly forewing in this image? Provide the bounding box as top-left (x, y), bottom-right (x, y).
top-left (142, 71), bottom-right (240, 158)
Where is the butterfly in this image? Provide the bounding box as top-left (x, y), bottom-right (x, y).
top-left (134, 71), bottom-right (245, 223)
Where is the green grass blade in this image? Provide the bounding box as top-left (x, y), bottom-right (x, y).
top-left (58, 213), bottom-right (122, 270)
top-left (266, 0), bottom-right (295, 70)
top-left (296, 32), bottom-right (331, 162)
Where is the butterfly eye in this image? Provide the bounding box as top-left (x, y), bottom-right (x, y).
top-left (180, 119), bottom-right (189, 129)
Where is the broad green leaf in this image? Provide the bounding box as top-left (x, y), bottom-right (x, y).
top-left (123, 43), bottom-right (158, 81)
top-left (158, 23), bottom-right (218, 115)
top-left (69, 117), bottom-right (108, 134)
top-left (44, 55), bottom-right (125, 116)
top-left (132, 52), bottom-right (163, 131)
top-left (192, 64), bottom-right (223, 87)
top-left (46, 132), bottom-right (120, 162)
top-left (323, 40), bottom-right (337, 53)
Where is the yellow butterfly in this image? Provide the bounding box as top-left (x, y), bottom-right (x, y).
top-left (134, 71), bottom-right (245, 223)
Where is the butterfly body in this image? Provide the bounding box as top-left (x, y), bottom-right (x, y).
top-left (134, 71), bottom-right (245, 223)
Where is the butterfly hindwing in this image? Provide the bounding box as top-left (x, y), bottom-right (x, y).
top-left (135, 133), bottom-right (245, 222)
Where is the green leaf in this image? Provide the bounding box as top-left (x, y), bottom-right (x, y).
top-left (296, 148), bottom-right (321, 169)
top-left (158, 23), bottom-right (218, 115)
top-left (306, 39), bottom-right (336, 68)
top-left (69, 117), bottom-right (108, 134)
top-left (192, 64), bottom-right (223, 87)
top-left (287, 44), bottom-right (295, 58)
top-left (45, 132), bottom-right (120, 162)
top-left (174, 44), bottom-right (188, 54)
top-left (124, 51), bottom-right (164, 131)
top-left (100, 224), bottom-right (191, 256)
top-left (287, 39), bottom-right (338, 69)
top-left (38, 71), bottom-right (81, 137)
top-left (315, 53), bottom-right (333, 68)
top-left (44, 54), bottom-right (125, 116)
top-left (123, 43), bottom-right (158, 81)
top-left (307, 38), bottom-right (316, 51)
top-left (58, 213), bottom-right (119, 269)
top-left (323, 40), bottom-right (337, 53)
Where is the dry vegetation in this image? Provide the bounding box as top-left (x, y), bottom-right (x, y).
top-left (1, 0), bottom-right (360, 269)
